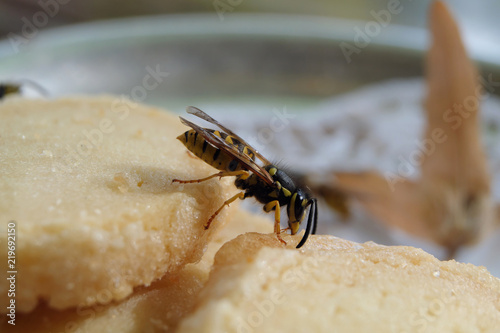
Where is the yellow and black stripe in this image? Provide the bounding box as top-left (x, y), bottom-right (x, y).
top-left (174, 106), bottom-right (317, 249)
top-left (177, 129), bottom-right (256, 173)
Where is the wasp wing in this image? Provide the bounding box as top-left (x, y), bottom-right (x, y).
top-left (186, 106), bottom-right (272, 165)
top-left (179, 116), bottom-right (274, 185)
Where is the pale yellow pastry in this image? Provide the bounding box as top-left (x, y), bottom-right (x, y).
top-left (2, 96), bottom-right (499, 333)
top-left (0, 209), bottom-right (273, 332)
top-left (178, 233), bottom-right (500, 333)
top-left (0, 96), bottom-right (238, 312)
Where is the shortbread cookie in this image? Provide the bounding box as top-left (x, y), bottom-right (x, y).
top-left (178, 233), bottom-right (500, 332)
top-left (0, 96), bottom-right (237, 312)
top-left (0, 209), bottom-right (273, 332)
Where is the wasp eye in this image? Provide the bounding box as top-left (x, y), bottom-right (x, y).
top-left (293, 190), bottom-right (307, 223)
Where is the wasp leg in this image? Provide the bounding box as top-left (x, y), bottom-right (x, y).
top-left (280, 227), bottom-right (290, 233)
top-left (205, 191), bottom-right (246, 230)
top-left (172, 170), bottom-right (249, 184)
top-left (264, 200), bottom-right (287, 245)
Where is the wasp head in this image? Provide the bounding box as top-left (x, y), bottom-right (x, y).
top-left (287, 188), bottom-right (310, 235)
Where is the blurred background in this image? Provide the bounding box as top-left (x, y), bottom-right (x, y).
top-left (0, 0), bottom-right (499, 40)
top-left (1, 0), bottom-right (500, 275)
top-left (0, 0), bottom-right (499, 107)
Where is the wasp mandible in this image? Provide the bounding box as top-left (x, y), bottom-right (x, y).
top-left (173, 106), bottom-right (317, 248)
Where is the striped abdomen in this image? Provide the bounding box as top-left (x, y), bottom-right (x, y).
top-left (177, 129), bottom-right (256, 172)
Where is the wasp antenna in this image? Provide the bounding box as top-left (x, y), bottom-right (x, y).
top-left (296, 198), bottom-right (317, 249)
top-left (311, 199), bottom-right (318, 235)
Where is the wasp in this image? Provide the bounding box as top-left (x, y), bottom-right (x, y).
top-left (0, 84), bottom-right (21, 99)
top-left (172, 106), bottom-right (317, 248)
top-left (0, 80), bottom-right (48, 99)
